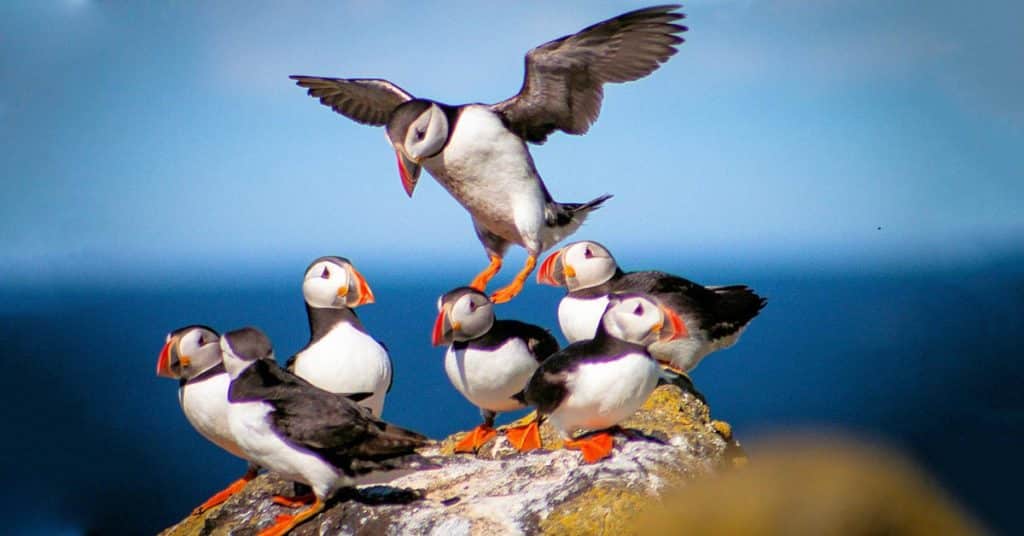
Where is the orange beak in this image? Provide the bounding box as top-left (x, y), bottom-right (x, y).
top-left (347, 264), bottom-right (376, 306)
top-left (658, 306), bottom-right (688, 342)
top-left (156, 340), bottom-right (174, 378)
top-left (537, 249), bottom-right (564, 286)
top-left (396, 150), bottom-right (421, 197)
top-left (431, 308), bottom-right (447, 346)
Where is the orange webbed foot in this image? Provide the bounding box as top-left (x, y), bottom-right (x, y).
top-left (506, 420), bottom-right (542, 452)
top-left (453, 424), bottom-right (498, 453)
top-left (258, 498), bottom-right (325, 536)
top-left (490, 255), bottom-right (536, 303)
top-left (564, 432), bottom-right (615, 464)
top-left (272, 492), bottom-right (315, 508)
top-left (470, 255), bottom-right (503, 291)
top-left (191, 467), bottom-right (258, 515)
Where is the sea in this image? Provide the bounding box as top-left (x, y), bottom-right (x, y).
top-left (1, 256), bottom-right (1021, 534)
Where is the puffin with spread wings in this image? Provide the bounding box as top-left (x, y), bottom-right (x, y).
top-left (291, 5), bottom-right (687, 303)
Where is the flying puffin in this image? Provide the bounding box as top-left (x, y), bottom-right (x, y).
top-left (220, 326), bottom-right (429, 536)
top-left (286, 256), bottom-right (392, 417)
top-left (156, 325), bottom-right (259, 514)
top-left (290, 5), bottom-right (687, 303)
top-left (521, 293), bottom-right (685, 463)
top-left (537, 240), bottom-right (767, 386)
top-left (432, 287), bottom-right (559, 454)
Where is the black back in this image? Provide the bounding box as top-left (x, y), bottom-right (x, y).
top-left (598, 270), bottom-right (767, 340)
top-left (453, 319), bottom-right (559, 363)
top-left (228, 360), bottom-right (426, 468)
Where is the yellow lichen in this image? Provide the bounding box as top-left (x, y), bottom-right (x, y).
top-left (540, 482), bottom-right (653, 536)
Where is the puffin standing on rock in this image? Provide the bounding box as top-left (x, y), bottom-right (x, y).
top-left (521, 293), bottom-right (686, 463)
top-left (538, 240), bottom-right (766, 393)
top-left (286, 256), bottom-right (392, 417)
top-left (156, 325), bottom-right (259, 514)
top-left (290, 4), bottom-right (687, 303)
top-left (432, 287), bottom-right (559, 454)
top-left (220, 327), bottom-right (430, 536)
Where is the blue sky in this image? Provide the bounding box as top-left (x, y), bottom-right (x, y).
top-left (2, 1), bottom-right (1021, 286)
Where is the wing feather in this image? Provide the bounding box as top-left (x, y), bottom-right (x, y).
top-left (492, 5), bottom-right (687, 143)
top-left (289, 76), bottom-right (414, 126)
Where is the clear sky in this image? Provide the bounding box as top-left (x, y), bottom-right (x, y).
top-left (2, 1), bottom-right (1022, 285)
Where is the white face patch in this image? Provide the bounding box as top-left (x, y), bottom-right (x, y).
top-left (302, 261), bottom-right (350, 309)
top-left (563, 241), bottom-right (617, 291)
top-left (601, 296), bottom-right (663, 346)
top-left (449, 292), bottom-right (494, 340)
top-left (404, 104), bottom-right (448, 161)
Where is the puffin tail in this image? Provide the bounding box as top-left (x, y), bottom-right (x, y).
top-left (546, 194), bottom-right (613, 244)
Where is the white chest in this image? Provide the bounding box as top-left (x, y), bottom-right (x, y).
top-left (549, 352), bottom-right (660, 436)
top-left (425, 106), bottom-right (545, 243)
top-left (180, 373), bottom-right (244, 459)
top-left (227, 400), bottom-right (345, 498)
top-left (558, 296), bottom-right (609, 343)
top-left (292, 323), bottom-right (392, 417)
top-left (444, 338), bottom-right (538, 413)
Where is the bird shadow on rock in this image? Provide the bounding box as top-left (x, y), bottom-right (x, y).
top-left (338, 485), bottom-right (425, 506)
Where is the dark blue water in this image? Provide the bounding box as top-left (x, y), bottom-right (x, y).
top-left (1, 258), bottom-right (1021, 534)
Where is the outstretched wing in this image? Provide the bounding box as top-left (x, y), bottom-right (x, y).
top-left (492, 5), bottom-right (686, 143)
top-left (289, 76), bottom-right (415, 126)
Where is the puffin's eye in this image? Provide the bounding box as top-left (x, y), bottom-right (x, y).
top-left (469, 300), bottom-right (478, 312)
top-left (196, 334), bottom-right (205, 346)
top-left (415, 128), bottom-right (425, 140)
top-left (633, 304), bottom-right (644, 316)
top-left (584, 247), bottom-right (593, 259)
top-left (320, 266), bottom-right (330, 279)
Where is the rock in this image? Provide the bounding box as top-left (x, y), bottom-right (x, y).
top-left (159, 385), bottom-right (741, 536)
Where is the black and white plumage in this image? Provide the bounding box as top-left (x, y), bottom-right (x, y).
top-left (432, 287), bottom-right (558, 452)
top-left (290, 5), bottom-right (686, 303)
top-left (537, 240), bottom-right (767, 374)
top-left (522, 293), bottom-right (684, 463)
top-left (220, 327), bottom-right (429, 536)
top-left (156, 325), bottom-right (258, 514)
top-left (286, 256), bottom-right (392, 417)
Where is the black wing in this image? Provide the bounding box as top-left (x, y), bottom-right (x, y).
top-left (491, 5), bottom-right (686, 143)
top-left (616, 271), bottom-right (766, 338)
top-left (289, 76), bottom-right (414, 126)
top-left (464, 320), bottom-right (560, 363)
top-left (231, 360), bottom-right (426, 460)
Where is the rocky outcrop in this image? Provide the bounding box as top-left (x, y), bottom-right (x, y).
top-left (160, 385), bottom-right (742, 535)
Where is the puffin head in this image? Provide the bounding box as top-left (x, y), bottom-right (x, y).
top-left (156, 325), bottom-right (221, 380)
top-left (432, 287), bottom-right (495, 346)
top-left (600, 293), bottom-right (685, 347)
top-left (385, 99), bottom-right (449, 197)
top-left (219, 326), bottom-right (275, 379)
top-left (538, 240), bottom-right (618, 291)
top-left (302, 256), bottom-right (375, 309)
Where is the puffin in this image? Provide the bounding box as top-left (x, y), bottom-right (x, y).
top-left (286, 256), bottom-right (392, 417)
top-left (156, 325), bottom-right (259, 514)
top-left (537, 240), bottom-right (766, 387)
top-left (290, 4), bottom-right (687, 303)
top-left (220, 326), bottom-right (430, 536)
top-left (521, 293), bottom-right (685, 463)
top-left (432, 287), bottom-right (559, 454)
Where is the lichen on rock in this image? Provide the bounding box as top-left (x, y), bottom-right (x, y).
top-left (160, 384), bottom-right (737, 536)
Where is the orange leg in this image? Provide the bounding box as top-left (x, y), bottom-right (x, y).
top-left (505, 419), bottom-right (542, 452)
top-left (259, 497), bottom-right (325, 536)
top-left (470, 255), bottom-right (503, 291)
top-left (191, 466), bottom-right (258, 515)
top-left (564, 432), bottom-right (615, 464)
top-left (272, 492), bottom-right (315, 508)
top-left (490, 254), bottom-right (536, 304)
top-left (453, 424), bottom-right (498, 453)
